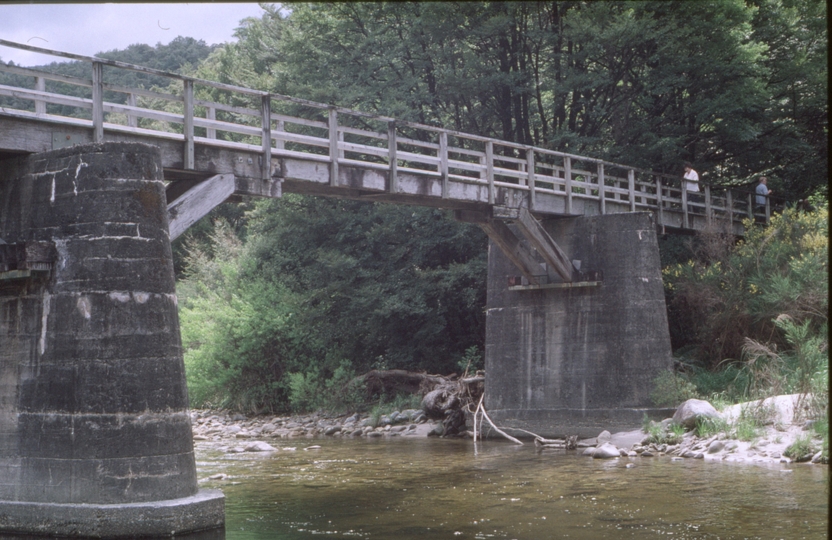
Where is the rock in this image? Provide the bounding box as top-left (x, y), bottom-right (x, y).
top-left (672, 399), bottom-right (721, 430)
top-left (618, 449), bottom-right (628, 457)
top-left (795, 453), bottom-right (814, 463)
top-left (625, 463), bottom-right (635, 468)
top-left (596, 430), bottom-right (612, 444)
top-left (641, 451), bottom-right (654, 457)
top-left (227, 446), bottom-right (246, 453)
top-left (324, 425), bottom-right (341, 436)
top-left (305, 445), bottom-right (322, 450)
top-left (582, 447), bottom-right (596, 456)
top-left (225, 425), bottom-right (242, 435)
top-left (811, 451), bottom-right (824, 464)
top-left (592, 443), bottom-right (621, 459)
top-left (367, 431), bottom-right (383, 438)
top-left (208, 473), bottom-right (227, 480)
top-left (693, 453), bottom-right (704, 459)
top-left (707, 440), bottom-right (725, 453)
top-left (682, 450), bottom-right (696, 458)
top-left (390, 425), bottom-right (407, 433)
top-left (245, 441), bottom-right (278, 452)
top-left (193, 435), bottom-right (208, 441)
top-left (769, 452), bottom-right (781, 459)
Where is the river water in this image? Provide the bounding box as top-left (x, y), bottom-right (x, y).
top-left (195, 437), bottom-right (828, 540)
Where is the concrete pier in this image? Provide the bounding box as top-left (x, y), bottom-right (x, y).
top-left (485, 212), bottom-right (676, 438)
top-left (0, 143), bottom-right (223, 536)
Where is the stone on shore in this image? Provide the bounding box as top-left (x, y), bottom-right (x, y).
top-left (673, 399), bottom-right (721, 429)
top-left (592, 443), bottom-right (621, 459)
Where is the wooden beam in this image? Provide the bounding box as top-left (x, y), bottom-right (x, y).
top-left (514, 207), bottom-right (573, 282)
top-left (478, 219), bottom-right (544, 286)
top-left (453, 208), bottom-right (544, 284)
top-left (167, 173), bottom-right (235, 241)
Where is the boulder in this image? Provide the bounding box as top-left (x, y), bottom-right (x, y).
top-left (245, 441), bottom-right (278, 452)
top-left (596, 430), bottom-right (611, 444)
top-left (672, 399), bottom-right (721, 430)
top-left (707, 440), bottom-right (725, 453)
top-left (592, 443), bottom-right (621, 459)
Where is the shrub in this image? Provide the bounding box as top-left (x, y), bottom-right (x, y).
top-left (650, 370), bottom-right (700, 407)
top-left (784, 434), bottom-right (816, 460)
top-left (695, 415), bottom-right (729, 438)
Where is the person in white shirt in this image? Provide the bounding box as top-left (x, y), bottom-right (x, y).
top-left (683, 162), bottom-right (701, 214)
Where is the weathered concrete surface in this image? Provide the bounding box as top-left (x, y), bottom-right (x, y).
top-left (485, 212), bottom-right (675, 438)
top-left (0, 142), bottom-right (223, 536)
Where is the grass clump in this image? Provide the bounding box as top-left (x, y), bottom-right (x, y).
top-left (695, 415), bottom-right (729, 438)
top-left (642, 415), bottom-right (685, 445)
top-left (784, 434), bottom-right (817, 460)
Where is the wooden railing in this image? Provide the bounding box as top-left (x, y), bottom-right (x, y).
top-left (0, 39), bottom-right (772, 229)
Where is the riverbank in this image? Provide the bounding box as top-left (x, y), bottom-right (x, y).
top-left (189, 394), bottom-right (827, 466)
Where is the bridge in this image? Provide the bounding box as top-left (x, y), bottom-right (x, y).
top-left (0, 40), bottom-right (750, 537)
top-left (0, 41), bottom-right (768, 280)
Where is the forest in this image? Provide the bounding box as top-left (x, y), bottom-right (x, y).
top-left (3, 1), bottom-right (826, 415)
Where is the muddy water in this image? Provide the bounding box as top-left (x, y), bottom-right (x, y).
top-left (195, 437), bottom-right (828, 539)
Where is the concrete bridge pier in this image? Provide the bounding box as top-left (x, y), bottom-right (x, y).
top-left (0, 143), bottom-right (223, 536)
top-left (485, 212), bottom-right (676, 438)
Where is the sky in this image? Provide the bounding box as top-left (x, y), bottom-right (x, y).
top-left (0, 3), bottom-right (268, 66)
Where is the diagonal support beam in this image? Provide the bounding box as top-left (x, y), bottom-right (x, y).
top-left (514, 207), bottom-right (573, 282)
top-left (167, 174), bottom-right (235, 241)
top-left (455, 209), bottom-right (545, 285)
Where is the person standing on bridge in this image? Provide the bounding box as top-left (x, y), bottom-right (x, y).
top-left (755, 176), bottom-right (773, 214)
top-left (683, 162), bottom-right (701, 214)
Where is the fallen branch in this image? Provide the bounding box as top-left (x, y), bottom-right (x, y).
top-left (475, 397), bottom-right (523, 445)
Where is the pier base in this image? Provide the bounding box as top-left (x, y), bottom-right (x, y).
top-left (485, 212), bottom-right (676, 438)
top-left (0, 142), bottom-right (223, 536)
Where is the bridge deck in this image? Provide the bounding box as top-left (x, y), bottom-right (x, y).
top-left (0, 39), bottom-right (770, 235)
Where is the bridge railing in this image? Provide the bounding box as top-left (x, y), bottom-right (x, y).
top-left (0, 39), bottom-right (774, 229)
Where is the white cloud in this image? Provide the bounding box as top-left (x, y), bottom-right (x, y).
top-left (0, 3), bottom-right (266, 66)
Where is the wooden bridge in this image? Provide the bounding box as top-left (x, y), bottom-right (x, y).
top-left (0, 40), bottom-right (769, 285)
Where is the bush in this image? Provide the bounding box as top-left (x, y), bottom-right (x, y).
top-left (695, 415), bottom-right (729, 438)
top-left (784, 434), bottom-right (817, 460)
top-left (650, 370), bottom-right (699, 407)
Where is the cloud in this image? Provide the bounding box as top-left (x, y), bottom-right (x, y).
top-left (0, 3), bottom-right (265, 66)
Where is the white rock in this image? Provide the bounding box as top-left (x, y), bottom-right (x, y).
top-left (672, 399), bottom-right (721, 429)
top-left (245, 441), bottom-right (278, 452)
top-left (592, 443), bottom-right (621, 459)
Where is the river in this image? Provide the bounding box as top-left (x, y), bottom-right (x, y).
top-left (195, 437), bottom-right (828, 539)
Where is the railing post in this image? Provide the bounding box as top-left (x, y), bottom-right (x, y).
top-left (127, 93), bottom-right (137, 128)
top-left (207, 106), bottom-right (216, 139)
top-left (261, 94), bottom-right (272, 181)
top-left (564, 156), bottom-right (572, 214)
top-left (682, 182), bottom-right (690, 229)
top-left (182, 79), bottom-right (194, 170)
top-left (747, 192), bottom-right (753, 220)
top-left (526, 148), bottom-right (535, 211)
top-left (275, 118), bottom-right (284, 150)
top-left (329, 107), bottom-right (338, 187)
top-left (628, 169), bottom-right (636, 212)
top-left (486, 140), bottom-right (495, 205)
top-left (440, 131), bottom-right (449, 199)
top-left (91, 61), bottom-right (104, 143)
top-left (765, 196), bottom-right (771, 224)
top-left (705, 184), bottom-right (712, 225)
top-left (726, 189), bottom-right (733, 227)
top-left (388, 121), bottom-right (397, 193)
top-left (655, 175), bottom-right (663, 225)
top-left (34, 76), bottom-right (45, 115)
top-left (598, 162), bottom-right (606, 215)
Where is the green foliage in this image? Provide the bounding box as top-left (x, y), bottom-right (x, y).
top-left (663, 205), bottom-right (827, 378)
top-left (179, 197), bottom-right (487, 413)
top-left (457, 346), bottom-right (483, 376)
top-left (650, 370), bottom-right (700, 407)
top-left (642, 417), bottom-right (684, 445)
top-left (784, 434), bottom-right (817, 460)
top-left (208, 1), bottom-right (825, 199)
top-left (695, 415), bottom-right (730, 438)
top-left (731, 403), bottom-right (775, 441)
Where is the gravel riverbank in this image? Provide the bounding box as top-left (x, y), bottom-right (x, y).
top-left (190, 394), bottom-right (827, 466)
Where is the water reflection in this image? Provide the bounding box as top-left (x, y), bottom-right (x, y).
top-left (197, 437), bottom-right (827, 540)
